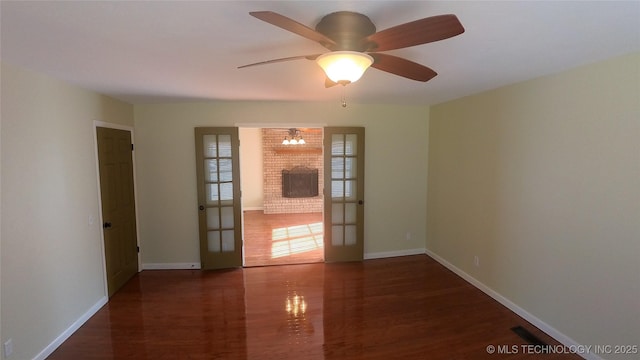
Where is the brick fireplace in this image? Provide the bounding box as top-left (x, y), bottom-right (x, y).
top-left (262, 128), bottom-right (323, 214)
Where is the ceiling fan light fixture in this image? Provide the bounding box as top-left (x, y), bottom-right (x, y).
top-left (316, 51), bottom-right (374, 84)
top-left (282, 128), bottom-right (306, 145)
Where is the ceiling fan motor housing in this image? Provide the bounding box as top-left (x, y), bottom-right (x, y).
top-left (315, 11), bottom-right (377, 51)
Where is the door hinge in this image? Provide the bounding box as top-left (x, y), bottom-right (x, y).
top-left (131, 143), bottom-right (134, 151)
top-left (137, 246), bottom-right (140, 253)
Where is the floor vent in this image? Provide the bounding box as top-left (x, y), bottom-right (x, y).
top-left (511, 326), bottom-right (548, 346)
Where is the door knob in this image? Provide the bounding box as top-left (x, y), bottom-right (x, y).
top-left (199, 205), bottom-right (205, 211)
top-left (103, 222), bottom-right (112, 229)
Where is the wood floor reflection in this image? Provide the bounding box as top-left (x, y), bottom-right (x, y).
top-left (243, 210), bottom-right (324, 267)
top-left (47, 255), bottom-right (581, 360)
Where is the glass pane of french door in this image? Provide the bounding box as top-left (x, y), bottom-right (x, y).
top-left (195, 127), bottom-right (242, 269)
top-left (324, 127), bottom-right (365, 262)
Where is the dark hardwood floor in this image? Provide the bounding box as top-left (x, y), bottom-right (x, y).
top-left (48, 255), bottom-right (580, 360)
top-left (243, 210), bottom-right (324, 267)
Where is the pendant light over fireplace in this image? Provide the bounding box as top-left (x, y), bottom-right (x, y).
top-left (282, 128), bottom-right (306, 145)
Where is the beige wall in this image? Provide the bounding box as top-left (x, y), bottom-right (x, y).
top-left (239, 127), bottom-right (264, 209)
top-left (427, 53), bottom-right (640, 357)
top-left (134, 101), bottom-right (429, 266)
top-left (0, 62), bottom-right (134, 359)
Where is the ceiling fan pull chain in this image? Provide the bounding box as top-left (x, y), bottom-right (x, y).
top-left (341, 85), bottom-right (347, 108)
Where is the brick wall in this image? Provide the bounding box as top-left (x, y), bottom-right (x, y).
top-left (263, 128), bottom-right (323, 214)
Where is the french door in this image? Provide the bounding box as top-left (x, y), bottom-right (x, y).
top-left (195, 127), bottom-right (242, 270)
top-left (323, 127), bottom-right (365, 262)
top-left (195, 126), bottom-right (364, 269)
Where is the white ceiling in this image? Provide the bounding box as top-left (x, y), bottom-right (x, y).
top-left (1, 1), bottom-right (638, 106)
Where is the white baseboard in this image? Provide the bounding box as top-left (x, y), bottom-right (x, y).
top-left (242, 207), bottom-right (264, 211)
top-left (424, 249), bottom-right (602, 360)
top-left (142, 262), bottom-right (201, 270)
top-left (141, 251), bottom-right (428, 270)
top-left (33, 296), bottom-right (108, 360)
top-left (364, 248), bottom-right (426, 260)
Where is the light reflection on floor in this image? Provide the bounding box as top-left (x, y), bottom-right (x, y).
top-left (271, 222), bottom-right (323, 259)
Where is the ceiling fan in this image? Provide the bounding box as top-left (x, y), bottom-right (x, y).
top-left (239, 11), bottom-right (465, 87)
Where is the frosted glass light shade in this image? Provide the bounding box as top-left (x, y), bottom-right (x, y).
top-left (316, 51), bottom-right (374, 84)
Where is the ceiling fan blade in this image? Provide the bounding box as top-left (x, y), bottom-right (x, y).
top-left (238, 54), bottom-right (321, 69)
top-left (298, 128), bottom-right (323, 133)
top-left (370, 53), bottom-right (437, 82)
top-left (250, 11), bottom-right (336, 49)
top-left (366, 14), bottom-right (464, 52)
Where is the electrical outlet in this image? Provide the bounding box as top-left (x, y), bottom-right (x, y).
top-left (4, 338), bottom-right (13, 357)
top-left (405, 232), bottom-right (412, 241)
top-left (474, 256), bottom-right (480, 267)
